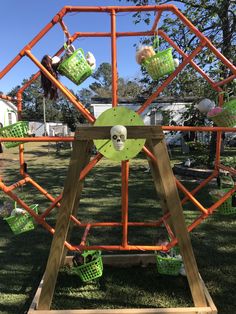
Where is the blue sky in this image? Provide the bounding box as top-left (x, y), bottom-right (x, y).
top-left (0, 0), bottom-right (168, 95)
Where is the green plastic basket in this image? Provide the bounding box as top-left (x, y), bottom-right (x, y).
top-left (208, 108), bottom-right (236, 127)
top-left (210, 189), bottom-right (236, 215)
top-left (219, 175), bottom-right (234, 189)
top-left (223, 98), bottom-right (236, 115)
top-left (57, 48), bottom-right (93, 85)
top-left (74, 250), bottom-right (103, 283)
top-left (156, 253), bottom-right (182, 276)
top-left (143, 48), bottom-right (175, 80)
top-left (4, 204), bottom-right (38, 235)
top-left (0, 121), bottom-right (29, 148)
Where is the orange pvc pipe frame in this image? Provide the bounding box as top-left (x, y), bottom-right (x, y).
top-left (1, 4), bottom-right (236, 252)
top-left (111, 9), bottom-right (118, 107)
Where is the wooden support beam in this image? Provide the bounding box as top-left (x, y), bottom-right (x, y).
top-left (148, 138), bottom-right (207, 307)
top-left (146, 140), bottom-right (169, 215)
top-left (75, 125), bottom-right (164, 140)
top-left (60, 141), bottom-right (93, 266)
top-left (37, 140), bottom-right (91, 310)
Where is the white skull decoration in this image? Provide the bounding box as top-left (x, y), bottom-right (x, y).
top-left (110, 125), bottom-right (127, 151)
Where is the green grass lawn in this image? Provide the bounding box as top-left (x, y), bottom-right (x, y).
top-left (0, 143), bottom-right (235, 314)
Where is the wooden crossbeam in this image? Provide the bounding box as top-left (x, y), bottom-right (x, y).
top-left (75, 125), bottom-right (164, 140)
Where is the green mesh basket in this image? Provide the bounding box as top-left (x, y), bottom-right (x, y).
top-left (210, 189), bottom-right (236, 215)
top-left (0, 121), bottom-right (29, 148)
top-left (4, 204), bottom-right (38, 235)
top-left (143, 48), bottom-right (175, 80)
top-left (223, 98), bottom-right (236, 115)
top-left (156, 253), bottom-right (182, 276)
top-left (219, 175), bottom-right (234, 189)
top-left (57, 48), bottom-right (93, 85)
top-left (208, 108), bottom-right (236, 127)
top-left (74, 250), bottom-right (103, 282)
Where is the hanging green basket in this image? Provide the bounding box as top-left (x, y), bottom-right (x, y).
top-left (73, 250), bottom-right (103, 283)
top-left (208, 108), bottom-right (236, 127)
top-left (57, 48), bottom-right (93, 85)
top-left (209, 188), bottom-right (236, 215)
top-left (4, 204), bottom-right (38, 235)
top-left (142, 48), bottom-right (175, 80)
top-left (219, 175), bottom-right (234, 189)
top-left (223, 98), bottom-right (236, 115)
top-left (0, 121), bottom-right (29, 148)
top-left (156, 253), bottom-right (182, 276)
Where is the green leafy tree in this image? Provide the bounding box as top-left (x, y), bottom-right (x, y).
top-left (122, 0), bottom-right (235, 90)
top-left (87, 62), bottom-right (144, 99)
top-left (7, 76), bottom-right (85, 130)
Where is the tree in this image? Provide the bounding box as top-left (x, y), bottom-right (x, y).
top-left (86, 62), bottom-right (144, 99)
top-left (7, 76), bottom-right (85, 130)
top-left (121, 0), bottom-right (235, 93)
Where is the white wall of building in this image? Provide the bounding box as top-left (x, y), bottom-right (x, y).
top-left (29, 121), bottom-right (69, 136)
top-left (0, 99), bottom-right (17, 127)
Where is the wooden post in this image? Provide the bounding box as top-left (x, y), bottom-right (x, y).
top-left (148, 137), bottom-right (207, 307)
top-left (146, 141), bottom-right (169, 215)
top-left (37, 140), bottom-right (91, 310)
top-left (60, 141), bottom-right (92, 266)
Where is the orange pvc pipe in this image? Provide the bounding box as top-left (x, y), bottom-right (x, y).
top-left (0, 136), bottom-right (75, 142)
top-left (214, 131), bottom-right (222, 169)
top-left (176, 180), bottom-right (208, 214)
top-left (162, 126), bottom-right (236, 132)
top-left (24, 50), bottom-right (95, 123)
top-left (64, 4), bottom-right (178, 14)
top-left (182, 170), bottom-right (218, 204)
top-left (80, 153), bottom-right (103, 181)
top-left (187, 214), bottom-right (208, 233)
top-left (16, 92), bottom-right (23, 121)
top-left (73, 31), bottom-right (156, 37)
top-left (7, 177), bottom-right (31, 191)
top-left (121, 160), bottom-right (129, 247)
top-left (215, 75), bottom-right (236, 87)
top-left (27, 177), bottom-right (60, 203)
top-left (73, 244), bottom-right (169, 252)
top-left (111, 9), bottom-right (118, 107)
top-left (70, 215), bottom-right (82, 225)
top-left (73, 221), bottom-right (165, 228)
top-left (19, 144), bottom-right (25, 176)
top-left (40, 195), bottom-right (61, 219)
top-left (137, 43), bottom-right (205, 114)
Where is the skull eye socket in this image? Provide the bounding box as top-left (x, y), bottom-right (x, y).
top-left (112, 135), bottom-right (118, 140)
top-left (120, 135), bottom-right (125, 141)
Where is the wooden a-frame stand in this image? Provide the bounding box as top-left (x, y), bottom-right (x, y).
top-left (31, 126), bottom-right (217, 313)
